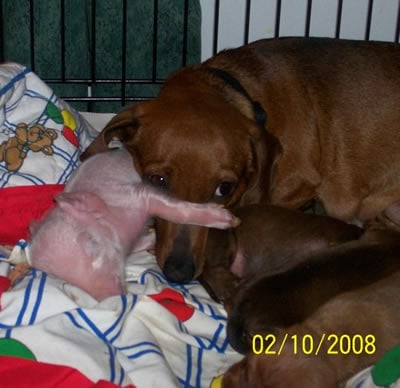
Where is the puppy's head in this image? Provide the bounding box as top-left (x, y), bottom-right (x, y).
top-left (226, 267), bottom-right (320, 355)
top-left (222, 349), bottom-right (336, 388)
top-left (81, 67), bottom-right (280, 283)
top-left (225, 277), bottom-right (281, 354)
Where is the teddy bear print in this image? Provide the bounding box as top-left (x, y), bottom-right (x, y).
top-left (0, 123), bottom-right (58, 171)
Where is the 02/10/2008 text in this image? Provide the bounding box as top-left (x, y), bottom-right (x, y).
top-left (252, 333), bottom-right (376, 356)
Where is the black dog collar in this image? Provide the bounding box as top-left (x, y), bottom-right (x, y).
top-left (205, 66), bottom-right (267, 128)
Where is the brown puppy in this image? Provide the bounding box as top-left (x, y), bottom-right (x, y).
top-left (223, 202), bottom-right (400, 386)
top-left (201, 204), bottom-right (362, 301)
top-left (226, 241), bottom-right (400, 353)
top-left (222, 273), bottom-right (400, 387)
top-left (230, 204), bottom-right (362, 279)
top-left (81, 37), bottom-right (400, 283)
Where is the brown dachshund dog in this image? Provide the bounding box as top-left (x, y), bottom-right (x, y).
top-left (201, 204), bottom-right (362, 301)
top-left (223, 273), bottom-right (400, 387)
top-left (81, 37), bottom-right (400, 283)
top-left (230, 204), bottom-right (363, 279)
top-left (226, 241), bottom-right (400, 353)
top-left (223, 201), bottom-right (400, 386)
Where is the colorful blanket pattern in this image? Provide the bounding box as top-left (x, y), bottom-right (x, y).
top-left (0, 62), bottom-right (95, 187)
top-left (0, 244), bottom-right (242, 387)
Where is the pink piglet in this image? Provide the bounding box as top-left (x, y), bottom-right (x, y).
top-left (29, 148), bottom-right (238, 301)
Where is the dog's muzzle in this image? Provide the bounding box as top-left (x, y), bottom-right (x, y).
top-left (162, 227), bottom-right (196, 283)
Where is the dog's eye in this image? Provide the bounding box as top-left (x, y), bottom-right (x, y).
top-left (146, 174), bottom-right (168, 190)
top-left (215, 181), bottom-right (235, 197)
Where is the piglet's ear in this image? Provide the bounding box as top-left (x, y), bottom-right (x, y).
top-left (56, 192), bottom-right (108, 220)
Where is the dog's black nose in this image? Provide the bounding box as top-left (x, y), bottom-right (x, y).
top-left (163, 255), bottom-right (195, 283)
top-left (161, 226), bottom-right (196, 283)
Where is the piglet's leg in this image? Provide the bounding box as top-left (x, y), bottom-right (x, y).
top-left (143, 188), bottom-right (239, 229)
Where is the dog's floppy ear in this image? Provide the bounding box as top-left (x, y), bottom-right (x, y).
top-left (240, 127), bottom-right (282, 206)
top-left (80, 106), bottom-right (141, 161)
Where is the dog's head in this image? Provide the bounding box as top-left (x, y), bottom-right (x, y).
top-left (225, 273), bottom-right (307, 355)
top-left (81, 67), bottom-right (280, 283)
top-left (221, 347), bottom-right (336, 388)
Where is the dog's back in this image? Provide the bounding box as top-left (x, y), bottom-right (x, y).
top-left (207, 38), bottom-right (400, 222)
top-left (81, 38), bottom-right (400, 283)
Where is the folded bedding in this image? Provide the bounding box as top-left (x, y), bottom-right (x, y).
top-left (0, 244), bottom-right (242, 387)
top-left (0, 63), bottom-right (96, 186)
top-left (0, 62), bottom-right (398, 387)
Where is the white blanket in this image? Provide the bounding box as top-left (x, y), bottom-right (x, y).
top-left (0, 62), bottom-right (96, 187)
top-left (0, 242), bottom-right (242, 387)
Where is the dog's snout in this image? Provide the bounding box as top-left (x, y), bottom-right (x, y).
top-left (163, 255), bottom-right (195, 283)
top-left (160, 225), bottom-right (199, 283)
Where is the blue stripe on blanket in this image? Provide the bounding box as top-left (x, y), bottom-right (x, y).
top-left (0, 67), bottom-right (31, 95)
top-left (178, 345), bottom-right (204, 388)
top-left (75, 308), bottom-right (119, 382)
top-left (184, 344), bottom-right (193, 386)
top-left (64, 298), bottom-right (165, 371)
top-left (107, 295), bottom-right (138, 343)
top-left (15, 272), bottom-right (47, 325)
top-left (178, 320), bottom-right (189, 334)
top-left (117, 366), bottom-right (125, 386)
top-left (108, 346), bottom-right (117, 383)
top-left (127, 347), bottom-right (164, 359)
top-left (105, 294), bottom-right (129, 340)
top-left (196, 347), bottom-right (203, 387)
top-left (76, 308), bottom-right (108, 339)
top-left (118, 340), bottom-right (162, 353)
top-left (64, 310), bottom-right (85, 329)
top-left (29, 273), bottom-right (46, 324)
top-left (192, 322), bottom-right (226, 352)
top-left (138, 268), bottom-right (169, 285)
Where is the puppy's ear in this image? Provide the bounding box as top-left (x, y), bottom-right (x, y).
top-left (240, 127), bottom-right (282, 206)
top-left (80, 105), bottom-right (142, 161)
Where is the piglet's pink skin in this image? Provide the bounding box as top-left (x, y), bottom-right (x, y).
top-left (29, 149), bottom-right (238, 301)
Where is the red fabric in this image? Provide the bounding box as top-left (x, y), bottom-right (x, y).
top-left (0, 184), bottom-right (64, 245)
top-left (0, 276), bottom-right (11, 309)
top-left (0, 276), bottom-right (11, 295)
top-left (0, 356), bottom-right (136, 388)
top-left (149, 288), bottom-right (195, 321)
